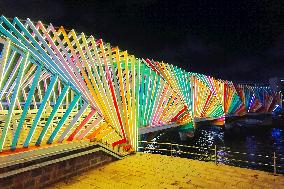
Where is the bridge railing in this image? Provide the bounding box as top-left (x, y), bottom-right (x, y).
top-left (138, 141), bottom-right (284, 175)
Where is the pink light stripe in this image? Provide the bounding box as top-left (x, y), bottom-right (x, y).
top-left (76, 116), bottom-right (103, 140)
top-left (67, 108), bottom-right (97, 141)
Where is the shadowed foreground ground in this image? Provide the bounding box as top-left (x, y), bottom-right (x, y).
top-left (48, 153), bottom-right (284, 189)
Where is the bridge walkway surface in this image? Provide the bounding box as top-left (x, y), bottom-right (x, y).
top-left (48, 153), bottom-right (284, 189)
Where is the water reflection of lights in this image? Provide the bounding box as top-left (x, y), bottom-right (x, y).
top-left (144, 133), bottom-right (164, 154)
top-left (217, 150), bottom-right (230, 164)
top-left (141, 124), bottom-right (284, 173)
top-left (195, 128), bottom-right (224, 149)
top-left (245, 136), bottom-right (257, 163)
top-left (271, 128), bottom-right (283, 158)
top-left (194, 127), bottom-right (225, 161)
top-left (271, 128), bottom-right (282, 140)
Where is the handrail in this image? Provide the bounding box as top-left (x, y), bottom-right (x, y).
top-left (138, 141), bottom-right (283, 175)
top-left (139, 140), bottom-right (213, 150)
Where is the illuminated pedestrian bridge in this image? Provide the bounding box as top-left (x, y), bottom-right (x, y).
top-left (0, 16), bottom-right (282, 155)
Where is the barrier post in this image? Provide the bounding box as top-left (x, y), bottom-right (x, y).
top-left (273, 152), bottom-right (277, 175)
top-left (215, 145), bottom-right (217, 165)
top-left (171, 144), bottom-right (173, 157)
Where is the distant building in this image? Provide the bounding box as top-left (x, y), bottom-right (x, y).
top-left (269, 77), bottom-right (284, 92)
top-left (269, 77), bottom-right (284, 107)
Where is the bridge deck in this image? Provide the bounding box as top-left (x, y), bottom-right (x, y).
top-left (49, 153), bottom-right (284, 189)
top-left (138, 123), bottom-right (179, 134)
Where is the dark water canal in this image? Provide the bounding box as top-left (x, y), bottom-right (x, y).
top-left (140, 119), bottom-right (284, 174)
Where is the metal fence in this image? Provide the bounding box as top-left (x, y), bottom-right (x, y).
top-left (138, 141), bottom-right (284, 175)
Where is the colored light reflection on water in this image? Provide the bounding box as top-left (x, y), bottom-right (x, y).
top-left (272, 128), bottom-right (282, 141)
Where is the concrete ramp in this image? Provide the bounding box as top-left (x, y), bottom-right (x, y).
top-left (51, 153), bottom-right (284, 189)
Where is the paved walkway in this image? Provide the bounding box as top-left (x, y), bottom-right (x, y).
top-left (48, 153), bottom-right (284, 189)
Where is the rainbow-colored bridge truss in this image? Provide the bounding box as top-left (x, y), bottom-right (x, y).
top-left (0, 16), bottom-right (282, 153)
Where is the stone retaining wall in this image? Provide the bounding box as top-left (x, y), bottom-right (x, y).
top-left (0, 150), bottom-right (117, 189)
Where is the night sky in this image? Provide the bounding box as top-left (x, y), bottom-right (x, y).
top-left (1, 0), bottom-right (283, 83)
